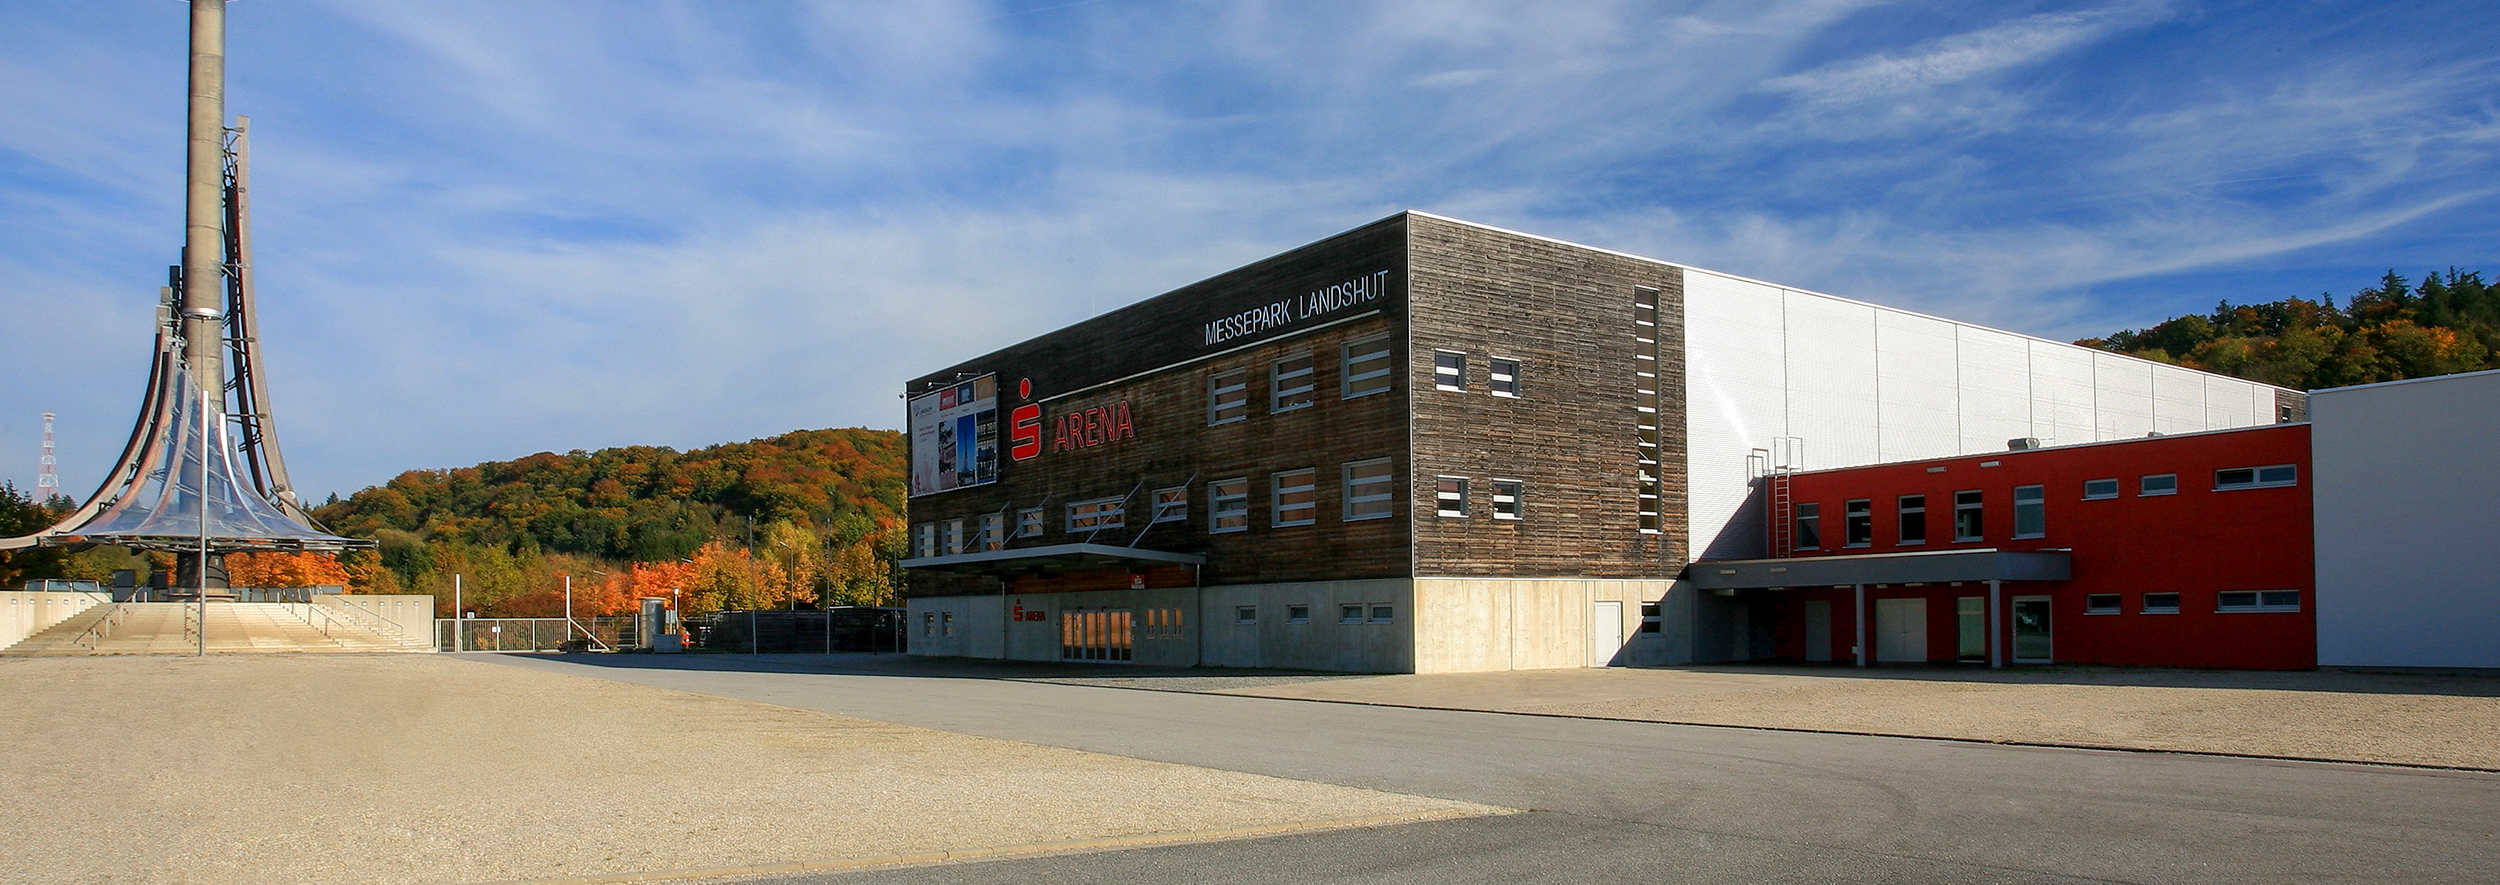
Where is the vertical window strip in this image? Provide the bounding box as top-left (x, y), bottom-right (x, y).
top-left (1635, 287), bottom-right (1663, 532)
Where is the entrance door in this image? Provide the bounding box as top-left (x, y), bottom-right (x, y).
top-left (1804, 600), bottom-right (1832, 662)
top-left (1875, 598), bottom-right (1926, 662)
top-left (1060, 610), bottom-right (1134, 662)
top-left (1591, 600), bottom-right (1623, 667)
top-left (2012, 596), bottom-right (2052, 663)
top-left (1956, 597), bottom-right (1985, 661)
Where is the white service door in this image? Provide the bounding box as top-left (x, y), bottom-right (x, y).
top-left (1875, 598), bottom-right (1927, 663)
top-left (1591, 600), bottom-right (1624, 667)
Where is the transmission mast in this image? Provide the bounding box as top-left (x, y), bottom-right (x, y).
top-left (36, 413), bottom-right (59, 506)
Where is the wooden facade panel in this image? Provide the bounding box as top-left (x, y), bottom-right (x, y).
top-left (1403, 216), bottom-right (1687, 578)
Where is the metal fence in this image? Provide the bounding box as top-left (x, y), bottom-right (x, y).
top-left (438, 616), bottom-right (641, 652)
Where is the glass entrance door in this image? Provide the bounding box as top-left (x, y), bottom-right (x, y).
top-left (2011, 596), bottom-right (2051, 663)
top-left (1956, 597), bottom-right (1985, 661)
top-left (1060, 609), bottom-right (1133, 662)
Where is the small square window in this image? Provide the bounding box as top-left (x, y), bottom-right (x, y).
top-left (1016, 507), bottom-right (1044, 538)
top-left (1152, 486), bottom-right (1189, 523)
top-left (1208, 368), bottom-right (1249, 425)
top-left (1794, 501), bottom-right (1822, 550)
top-left (979, 512), bottom-right (1006, 551)
top-left (1274, 469), bottom-right (1318, 526)
top-left (2086, 594), bottom-right (2121, 614)
top-left (1271, 352), bottom-right (1315, 413)
top-left (2218, 590), bottom-right (2302, 612)
top-left (1345, 458), bottom-right (1396, 521)
top-left (1343, 335), bottom-right (1393, 399)
top-left (941, 518), bottom-right (966, 555)
top-left (1492, 480), bottom-right (1523, 520)
top-left (2083, 478), bottom-right (2119, 500)
top-left (2216, 464), bottom-right (2298, 490)
top-left (1067, 497), bottom-right (1125, 533)
top-left (1489, 358), bottom-right (1521, 397)
top-left (1287, 604), bottom-right (1311, 624)
top-left (2140, 474), bottom-right (2177, 496)
top-left (1209, 478), bottom-right (1248, 534)
top-left (1843, 499), bottom-right (1872, 547)
top-left (1369, 605), bottom-right (1395, 623)
top-left (1436, 476), bottom-right (1469, 517)
top-left (2142, 592), bottom-right (2180, 614)
top-left (1953, 490), bottom-right (1984, 541)
top-left (1897, 495), bottom-right (1926, 545)
top-left (1235, 605), bottom-right (1258, 625)
top-left (1434, 351), bottom-right (1466, 391)
top-left (1339, 604), bottom-right (1365, 624)
top-left (913, 523), bottom-right (937, 559)
top-left (2012, 485), bottom-right (2045, 539)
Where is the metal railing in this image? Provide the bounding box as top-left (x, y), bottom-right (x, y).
top-left (439, 617), bottom-right (641, 653)
top-left (70, 604), bottom-right (128, 650)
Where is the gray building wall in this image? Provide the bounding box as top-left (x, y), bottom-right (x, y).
top-left (2312, 369), bottom-right (2500, 668)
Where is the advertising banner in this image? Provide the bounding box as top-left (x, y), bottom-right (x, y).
top-left (908, 374), bottom-right (999, 497)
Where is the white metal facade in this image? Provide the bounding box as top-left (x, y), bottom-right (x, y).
top-left (1681, 269), bottom-right (2290, 560)
top-left (2311, 369), bottom-right (2500, 669)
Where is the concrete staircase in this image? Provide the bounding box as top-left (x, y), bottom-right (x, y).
top-left (0, 602), bottom-right (433, 656)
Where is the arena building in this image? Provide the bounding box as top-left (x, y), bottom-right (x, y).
top-left (899, 211), bottom-right (2301, 672)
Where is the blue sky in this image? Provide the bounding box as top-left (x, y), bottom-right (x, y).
top-left (3, 0), bottom-right (2496, 501)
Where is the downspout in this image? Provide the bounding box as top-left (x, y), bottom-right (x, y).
top-left (1853, 583), bottom-right (1866, 668)
top-left (1988, 578), bottom-right (2002, 668)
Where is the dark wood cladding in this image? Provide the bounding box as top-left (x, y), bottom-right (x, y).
top-left (911, 315), bottom-right (1410, 594)
top-left (1404, 215), bottom-right (1686, 577)
top-left (904, 215), bottom-right (1410, 404)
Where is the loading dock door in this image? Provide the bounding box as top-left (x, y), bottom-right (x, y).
top-left (1591, 600), bottom-right (1623, 667)
top-left (1875, 598), bottom-right (1926, 663)
top-left (1805, 600), bottom-right (1832, 662)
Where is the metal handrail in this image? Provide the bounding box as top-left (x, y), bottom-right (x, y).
top-left (70, 604), bottom-right (128, 650)
top-left (317, 598), bottom-right (412, 640)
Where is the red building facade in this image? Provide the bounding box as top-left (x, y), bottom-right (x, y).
top-left (1761, 423), bottom-right (2313, 670)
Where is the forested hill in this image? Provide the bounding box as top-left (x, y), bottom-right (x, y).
top-left (2075, 268), bottom-right (2497, 390)
top-left (313, 427), bottom-right (907, 614)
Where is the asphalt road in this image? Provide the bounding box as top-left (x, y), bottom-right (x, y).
top-left (485, 655), bottom-right (2500, 884)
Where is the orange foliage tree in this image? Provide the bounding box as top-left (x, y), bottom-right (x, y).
top-left (225, 551), bottom-right (354, 588)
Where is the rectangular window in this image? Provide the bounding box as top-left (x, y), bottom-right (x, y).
top-left (1793, 502), bottom-right (1821, 550)
top-left (1489, 358), bottom-right (1520, 397)
top-left (1639, 602), bottom-right (1662, 633)
top-left (1369, 605), bottom-right (1395, 623)
top-left (1067, 496), bottom-right (1125, 533)
top-left (1844, 499), bottom-right (1872, 547)
top-left (1273, 469), bottom-right (1317, 526)
top-left (1492, 480), bottom-right (1523, 520)
top-left (1344, 458), bottom-right (1395, 520)
top-left (2012, 485), bottom-right (2045, 539)
top-left (941, 518), bottom-right (965, 555)
top-left (2086, 593), bottom-right (2121, 614)
top-left (1953, 490), bottom-right (1984, 542)
top-left (1270, 352), bottom-right (1315, 412)
top-left (923, 612), bottom-right (936, 636)
top-left (1016, 506), bottom-right (1043, 538)
top-left (1235, 605), bottom-right (1258, 625)
top-left (1209, 478), bottom-right (1249, 533)
top-left (1152, 486), bottom-right (1189, 523)
top-left (2218, 590), bottom-right (2302, 612)
top-left (1343, 335), bottom-right (1393, 399)
top-left (1434, 351), bottom-right (1466, 391)
top-left (979, 512), bottom-right (1006, 551)
top-left (2142, 592), bottom-right (2181, 614)
top-left (913, 523), bottom-right (936, 559)
top-left (1898, 495), bottom-right (1926, 545)
top-left (2083, 478), bottom-right (2119, 500)
top-left (1436, 476), bottom-right (1469, 517)
top-left (1286, 604), bottom-right (1310, 624)
top-left (2140, 473), bottom-right (2177, 496)
top-left (1208, 367), bottom-right (1249, 424)
top-left (2215, 464), bottom-right (2299, 490)
top-left (1339, 604), bottom-right (1365, 624)
top-left (940, 611), bottom-right (953, 636)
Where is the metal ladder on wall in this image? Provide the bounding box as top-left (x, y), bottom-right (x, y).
top-left (1751, 437), bottom-right (1805, 558)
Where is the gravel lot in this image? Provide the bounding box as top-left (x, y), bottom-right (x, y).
top-left (1213, 664), bottom-right (2500, 769)
top-left (0, 655), bottom-right (1496, 885)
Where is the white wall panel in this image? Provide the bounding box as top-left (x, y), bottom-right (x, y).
top-left (2150, 363), bottom-right (2209, 435)
top-left (2027, 342), bottom-right (2098, 447)
top-left (1874, 310), bottom-right (1961, 462)
top-left (1956, 327), bottom-right (2033, 453)
top-left (1684, 272), bottom-right (1789, 560)
top-left (2093, 352), bottom-right (2154, 439)
top-left (2314, 370), bottom-right (2500, 667)
top-left (1782, 291), bottom-right (1880, 469)
top-left (2205, 373), bottom-right (2255, 429)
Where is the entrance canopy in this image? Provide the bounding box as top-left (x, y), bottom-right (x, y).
top-left (901, 543), bottom-right (1205, 576)
top-left (1688, 548), bottom-right (2070, 590)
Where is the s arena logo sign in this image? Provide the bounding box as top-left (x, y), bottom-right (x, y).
top-left (1201, 269), bottom-right (1391, 347)
top-left (1008, 393), bottom-right (1135, 462)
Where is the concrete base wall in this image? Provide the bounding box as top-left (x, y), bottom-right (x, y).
top-left (1412, 578), bottom-right (1673, 672)
top-left (0, 590), bottom-right (113, 651)
top-left (317, 595), bottom-right (435, 645)
top-left (1201, 579), bottom-right (1413, 672)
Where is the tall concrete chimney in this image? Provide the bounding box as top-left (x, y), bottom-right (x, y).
top-left (182, 0), bottom-right (228, 402)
